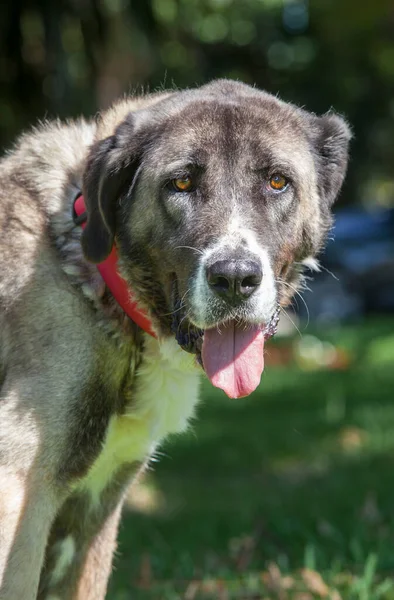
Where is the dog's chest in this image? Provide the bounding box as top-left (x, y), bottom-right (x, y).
top-left (78, 337), bottom-right (201, 503)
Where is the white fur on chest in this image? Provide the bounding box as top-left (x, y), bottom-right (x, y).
top-left (79, 336), bottom-right (201, 503)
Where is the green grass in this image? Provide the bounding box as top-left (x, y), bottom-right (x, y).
top-left (108, 318), bottom-right (394, 599)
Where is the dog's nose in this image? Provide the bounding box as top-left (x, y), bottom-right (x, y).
top-left (206, 259), bottom-right (262, 301)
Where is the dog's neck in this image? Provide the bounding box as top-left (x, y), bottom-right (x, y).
top-left (73, 194), bottom-right (156, 338)
top-left (53, 187), bottom-right (147, 343)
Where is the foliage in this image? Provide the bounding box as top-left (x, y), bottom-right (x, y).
top-left (1, 1), bottom-right (394, 207)
top-left (108, 318), bottom-right (394, 598)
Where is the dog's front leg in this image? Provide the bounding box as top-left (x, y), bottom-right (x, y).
top-left (0, 376), bottom-right (67, 600)
top-left (38, 497), bottom-right (124, 600)
top-left (0, 467), bottom-right (60, 600)
top-left (38, 466), bottom-right (138, 600)
top-left (74, 498), bottom-right (124, 600)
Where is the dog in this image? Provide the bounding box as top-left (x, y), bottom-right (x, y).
top-left (0, 79), bottom-right (350, 599)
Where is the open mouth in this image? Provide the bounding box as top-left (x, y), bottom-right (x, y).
top-left (170, 279), bottom-right (280, 399)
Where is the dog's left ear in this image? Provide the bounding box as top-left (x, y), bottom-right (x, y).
top-left (82, 116), bottom-right (141, 264)
top-left (312, 112), bottom-right (352, 206)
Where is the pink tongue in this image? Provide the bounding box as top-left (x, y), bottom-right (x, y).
top-left (201, 321), bottom-right (265, 399)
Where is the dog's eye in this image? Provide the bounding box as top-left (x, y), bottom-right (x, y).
top-left (269, 174), bottom-right (288, 192)
top-left (172, 176), bottom-right (193, 192)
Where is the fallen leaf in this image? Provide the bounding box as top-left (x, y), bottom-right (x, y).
top-left (301, 568), bottom-right (330, 597)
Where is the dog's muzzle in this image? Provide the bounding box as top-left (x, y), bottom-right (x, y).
top-left (170, 277), bottom-right (281, 368)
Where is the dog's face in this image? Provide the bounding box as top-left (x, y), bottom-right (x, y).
top-left (82, 80), bottom-right (350, 398)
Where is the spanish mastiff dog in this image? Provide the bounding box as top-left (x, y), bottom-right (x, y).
top-left (0, 80), bottom-right (350, 599)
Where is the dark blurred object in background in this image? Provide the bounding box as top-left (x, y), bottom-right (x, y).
top-left (1, 0), bottom-right (394, 211)
top-left (298, 207), bottom-right (394, 324)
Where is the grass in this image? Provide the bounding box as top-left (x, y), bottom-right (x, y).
top-left (108, 317), bottom-right (394, 599)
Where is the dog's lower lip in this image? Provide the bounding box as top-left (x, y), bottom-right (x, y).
top-left (201, 309), bottom-right (281, 342)
top-left (170, 276), bottom-right (280, 361)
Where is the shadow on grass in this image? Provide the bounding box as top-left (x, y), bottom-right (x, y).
top-left (109, 318), bottom-right (394, 598)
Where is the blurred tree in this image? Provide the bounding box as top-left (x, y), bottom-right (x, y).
top-left (1, 0), bottom-right (394, 207)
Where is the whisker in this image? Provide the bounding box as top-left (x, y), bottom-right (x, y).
top-left (319, 264), bottom-right (339, 281)
top-left (180, 288), bottom-right (191, 305)
top-left (281, 307), bottom-right (302, 338)
top-left (157, 288), bottom-right (190, 317)
top-left (276, 278), bottom-right (310, 328)
top-left (174, 245), bottom-right (204, 255)
top-left (178, 309), bottom-right (192, 332)
top-left (290, 294), bottom-right (300, 312)
top-left (158, 304), bottom-right (183, 318)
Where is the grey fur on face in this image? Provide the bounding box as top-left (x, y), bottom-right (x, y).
top-left (0, 79), bottom-right (350, 600)
top-left (82, 79), bottom-right (350, 333)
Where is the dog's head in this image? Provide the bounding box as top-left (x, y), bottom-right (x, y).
top-left (82, 80), bottom-right (351, 398)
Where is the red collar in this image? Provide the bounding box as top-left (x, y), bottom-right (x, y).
top-left (73, 194), bottom-right (156, 338)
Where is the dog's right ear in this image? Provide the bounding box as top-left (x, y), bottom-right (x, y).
top-left (81, 121), bottom-right (140, 264)
top-left (311, 112), bottom-right (352, 208)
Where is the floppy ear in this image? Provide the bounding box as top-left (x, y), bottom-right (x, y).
top-left (81, 121), bottom-right (141, 264)
top-left (312, 112), bottom-right (352, 207)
